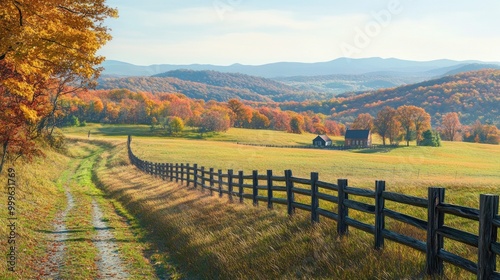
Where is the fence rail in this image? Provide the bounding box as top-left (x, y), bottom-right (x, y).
top-left (127, 135), bottom-right (500, 280)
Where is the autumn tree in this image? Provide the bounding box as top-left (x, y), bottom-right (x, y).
top-left (374, 106), bottom-right (399, 146)
top-left (464, 120), bottom-right (500, 144)
top-left (165, 116), bottom-right (184, 135)
top-left (324, 120), bottom-right (344, 136)
top-left (289, 115), bottom-right (305, 134)
top-left (227, 99), bottom-right (252, 127)
top-left (351, 113), bottom-right (374, 130)
top-left (397, 105), bottom-right (431, 146)
top-left (0, 0), bottom-right (117, 173)
top-left (199, 109), bottom-right (231, 134)
top-left (250, 111), bottom-right (270, 129)
top-left (440, 112), bottom-right (462, 141)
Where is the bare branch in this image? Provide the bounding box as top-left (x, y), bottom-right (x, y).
top-left (13, 1), bottom-right (23, 26)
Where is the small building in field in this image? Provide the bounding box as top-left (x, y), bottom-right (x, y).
top-left (313, 135), bottom-right (332, 147)
top-left (345, 130), bottom-right (371, 148)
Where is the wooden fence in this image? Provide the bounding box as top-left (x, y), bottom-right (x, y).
top-left (127, 135), bottom-right (500, 279)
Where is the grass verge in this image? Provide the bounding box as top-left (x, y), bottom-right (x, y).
top-left (0, 145), bottom-right (69, 279)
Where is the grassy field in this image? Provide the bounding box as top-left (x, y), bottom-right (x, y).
top-left (64, 123), bottom-right (500, 190)
top-left (94, 141), bottom-right (432, 279)
top-left (62, 124), bottom-right (500, 279)
top-left (64, 125), bottom-right (499, 191)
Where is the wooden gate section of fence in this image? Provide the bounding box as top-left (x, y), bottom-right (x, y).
top-left (127, 135), bottom-right (500, 279)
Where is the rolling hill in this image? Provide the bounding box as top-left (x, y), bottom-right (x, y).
top-left (280, 69), bottom-right (500, 126)
top-left (97, 70), bottom-right (327, 102)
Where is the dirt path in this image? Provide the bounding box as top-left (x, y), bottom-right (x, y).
top-left (92, 198), bottom-right (129, 279)
top-left (39, 153), bottom-right (129, 279)
top-left (40, 184), bottom-right (75, 279)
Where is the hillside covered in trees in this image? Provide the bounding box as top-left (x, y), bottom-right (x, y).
top-left (98, 70), bottom-right (327, 102)
top-left (281, 69), bottom-right (500, 127)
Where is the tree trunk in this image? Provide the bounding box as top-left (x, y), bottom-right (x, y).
top-left (0, 141), bottom-right (8, 174)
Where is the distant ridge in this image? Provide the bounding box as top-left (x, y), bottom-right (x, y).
top-left (101, 58), bottom-right (499, 78)
top-left (286, 69), bottom-right (500, 126)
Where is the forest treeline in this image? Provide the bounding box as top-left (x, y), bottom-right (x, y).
top-left (98, 69), bottom-right (500, 128)
top-left (59, 88), bottom-right (499, 145)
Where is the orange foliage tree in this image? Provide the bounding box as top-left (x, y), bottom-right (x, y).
top-left (0, 0), bottom-right (117, 173)
top-left (374, 106), bottom-right (399, 146)
top-left (397, 105), bottom-right (431, 146)
top-left (351, 113), bottom-right (374, 130)
top-left (439, 112), bottom-right (462, 141)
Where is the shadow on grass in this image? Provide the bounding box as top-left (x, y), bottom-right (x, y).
top-left (350, 146), bottom-right (403, 154)
top-left (94, 125), bottom-right (220, 141)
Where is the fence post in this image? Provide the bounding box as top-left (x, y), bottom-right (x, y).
top-left (267, 170), bottom-right (273, 209)
top-left (252, 170), bottom-right (258, 206)
top-left (209, 168), bottom-right (214, 196)
top-left (478, 194), bottom-right (499, 280)
top-left (193, 164), bottom-right (198, 188)
top-left (311, 172), bottom-right (319, 223)
top-left (426, 187), bottom-right (445, 276)
top-left (200, 166), bottom-right (205, 192)
top-left (228, 169), bottom-right (234, 202)
top-left (181, 163), bottom-right (186, 185)
top-left (337, 179), bottom-right (348, 235)
top-left (175, 163), bottom-right (179, 183)
top-left (238, 171), bottom-right (244, 203)
top-left (154, 162), bottom-right (158, 177)
top-left (218, 169), bottom-right (223, 198)
top-left (285, 170), bottom-right (295, 216)
top-left (374, 180), bottom-right (386, 250)
top-left (185, 163), bottom-right (190, 187)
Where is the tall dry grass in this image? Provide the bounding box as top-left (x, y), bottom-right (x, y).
top-left (93, 142), bottom-right (477, 279)
top-left (0, 144), bottom-right (70, 279)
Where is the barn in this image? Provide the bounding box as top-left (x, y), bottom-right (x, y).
top-left (345, 130), bottom-right (371, 148)
top-left (312, 135), bottom-right (332, 147)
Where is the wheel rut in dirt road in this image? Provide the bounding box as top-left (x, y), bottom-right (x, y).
top-left (92, 198), bottom-right (129, 279)
top-left (40, 184), bottom-right (75, 279)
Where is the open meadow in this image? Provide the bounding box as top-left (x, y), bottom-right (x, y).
top-left (59, 124), bottom-right (500, 278)
top-left (64, 123), bottom-right (500, 193)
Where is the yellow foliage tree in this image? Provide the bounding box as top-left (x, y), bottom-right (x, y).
top-left (0, 0), bottom-right (117, 173)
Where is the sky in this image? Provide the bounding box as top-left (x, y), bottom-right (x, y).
top-left (98, 0), bottom-right (500, 66)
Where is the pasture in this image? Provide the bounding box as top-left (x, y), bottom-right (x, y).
top-left (62, 124), bottom-right (500, 278)
top-left (64, 124), bottom-right (500, 192)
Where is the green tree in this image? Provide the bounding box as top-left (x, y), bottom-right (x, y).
top-left (419, 130), bottom-right (441, 147)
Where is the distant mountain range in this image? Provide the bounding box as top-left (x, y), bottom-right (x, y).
top-left (101, 57), bottom-right (500, 78)
top-left (100, 58), bottom-right (500, 96)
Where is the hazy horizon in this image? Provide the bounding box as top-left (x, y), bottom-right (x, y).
top-left (99, 1), bottom-right (500, 66)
